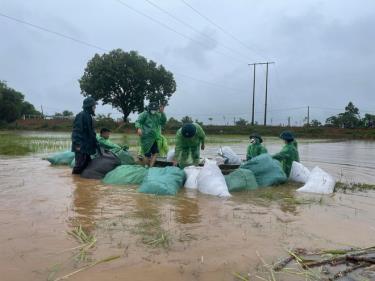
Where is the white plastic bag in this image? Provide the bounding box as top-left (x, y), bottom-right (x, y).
top-left (297, 167), bottom-right (336, 194)
top-left (215, 156), bottom-right (226, 166)
top-left (197, 159), bottom-right (231, 197)
top-left (217, 146), bottom-right (241, 165)
top-left (289, 161), bottom-right (310, 183)
top-left (166, 149), bottom-right (175, 162)
top-left (183, 166), bottom-right (202, 189)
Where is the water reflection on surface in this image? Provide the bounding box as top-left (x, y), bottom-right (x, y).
top-left (1, 134), bottom-right (375, 281)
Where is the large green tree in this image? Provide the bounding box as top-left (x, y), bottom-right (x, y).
top-left (79, 49), bottom-right (176, 121)
top-left (325, 102), bottom-right (361, 128)
top-left (0, 81), bottom-right (40, 123)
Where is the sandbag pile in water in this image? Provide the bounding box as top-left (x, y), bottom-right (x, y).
top-left (290, 162), bottom-right (336, 194)
top-left (43, 151), bottom-right (75, 165)
top-left (240, 154), bottom-right (287, 187)
top-left (103, 165), bottom-right (147, 185)
top-left (197, 160), bottom-right (231, 197)
top-left (138, 166), bottom-right (186, 196)
top-left (225, 169), bottom-right (258, 192)
top-left (81, 151), bottom-right (121, 179)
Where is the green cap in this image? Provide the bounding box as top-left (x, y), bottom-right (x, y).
top-left (181, 123), bottom-right (196, 138)
top-left (280, 131), bottom-right (294, 141)
top-left (249, 132), bottom-right (263, 143)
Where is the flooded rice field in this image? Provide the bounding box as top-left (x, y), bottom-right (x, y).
top-left (0, 131), bottom-right (375, 281)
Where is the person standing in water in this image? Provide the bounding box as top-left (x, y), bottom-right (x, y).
top-left (71, 97), bottom-right (98, 174)
top-left (135, 102), bottom-right (167, 167)
top-left (272, 130), bottom-right (300, 177)
top-left (173, 123), bottom-right (206, 168)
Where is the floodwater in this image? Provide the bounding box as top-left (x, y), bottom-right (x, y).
top-left (0, 131), bottom-right (375, 281)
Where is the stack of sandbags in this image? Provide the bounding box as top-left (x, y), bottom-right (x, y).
top-left (43, 151), bottom-right (75, 165)
top-left (183, 166), bottom-right (202, 189)
top-left (240, 154), bottom-right (287, 187)
top-left (197, 160), bottom-right (231, 197)
top-left (81, 151), bottom-right (121, 179)
top-left (297, 167), bottom-right (335, 194)
top-left (138, 166), bottom-right (186, 196)
top-left (217, 146), bottom-right (242, 165)
top-left (225, 169), bottom-right (258, 192)
top-left (103, 165), bottom-right (148, 185)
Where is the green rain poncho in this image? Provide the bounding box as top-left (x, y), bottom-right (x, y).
top-left (175, 123), bottom-right (205, 168)
top-left (246, 139), bottom-right (268, 160)
top-left (272, 141), bottom-right (300, 177)
top-left (135, 111), bottom-right (167, 155)
top-left (96, 134), bottom-right (121, 151)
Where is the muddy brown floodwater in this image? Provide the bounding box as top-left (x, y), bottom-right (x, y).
top-left (0, 138), bottom-right (375, 281)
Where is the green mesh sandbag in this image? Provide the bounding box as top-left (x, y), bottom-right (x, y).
top-left (115, 150), bottom-right (135, 165)
top-left (44, 151), bottom-right (75, 165)
top-left (225, 169), bottom-right (258, 192)
top-left (103, 165), bottom-right (147, 185)
top-left (138, 166), bottom-right (186, 196)
top-left (240, 154), bottom-right (287, 187)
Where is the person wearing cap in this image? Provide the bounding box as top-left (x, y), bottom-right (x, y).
top-left (272, 130), bottom-right (300, 177)
top-left (173, 123), bottom-right (206, 168)
top-left (246, 133), bottom-right (268, 160)
top-left (135, 102), bottom-right (167, 167)
top-left (71, 96), bottom-right (99, 174)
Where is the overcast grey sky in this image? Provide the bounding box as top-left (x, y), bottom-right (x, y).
top-left (1, 0), bottom-right (374, 125)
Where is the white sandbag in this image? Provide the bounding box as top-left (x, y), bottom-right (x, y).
top-left (289, 161), bottom-right (310, 183)
top-left (297, 167), bottom-right (335, 194)
top-left (167, 149), bottom-right (175, 162)
top-left (217, 146), bottom-right (241, 165)
top-left (197, 159), bottom-right (231, 197)
top-left (215, 156), bottom-right (226, 166)
top-left (183, 166), bottom-right (202, 189)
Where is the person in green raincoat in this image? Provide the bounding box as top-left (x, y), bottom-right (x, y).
top-left (135, 102), bottom-right (167, 167)
top-left (173, 123), bottom-right (206, 168)
top-left (96, 128), bottom-right (122, 151)
top-left (272, 131), bottom-right (300, 177)
top-left (97, 128), bottom-right (134, 165)
top-left (246, 132), bottom-right (267, 160)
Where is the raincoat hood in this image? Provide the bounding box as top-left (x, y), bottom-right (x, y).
top-left (82, 97), bottom-right (97, 115)
top-left (182, 123), bottom-right (197, 138)
top-left (249, 132), bottom-right (263, 143)
top-left (280, 131), bottom-right (294, 141)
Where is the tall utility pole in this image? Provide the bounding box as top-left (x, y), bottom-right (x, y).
top-left (263, 62), bottom-right (275, 126)
top-left (248, 63), bottom-right (257, 126)
top-left (307, 106), bottom-right (310, 126)
top-left (248, 62), bottom-right (275, 126)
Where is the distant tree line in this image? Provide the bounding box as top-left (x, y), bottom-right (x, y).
top-left (0, 81), bottom-right (41, 123)
top-left (325, 102), bottom-right (375, 128)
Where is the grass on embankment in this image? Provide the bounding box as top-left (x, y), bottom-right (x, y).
top-left (2, 119), bottom-right (375, 140)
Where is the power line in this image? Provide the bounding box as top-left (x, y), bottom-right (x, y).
top-left (143, 0), bottom-right (252, 61)
top-left (115, 0), bottom-right (246, 64)
top-left (174, 72), bottom-right (245, 93)
top-left (0, 11), bottom-right (249, 95)
top-left (0, 12), bottom-right (108, 52)
top-left (179, 0), bottom-right (266, 59)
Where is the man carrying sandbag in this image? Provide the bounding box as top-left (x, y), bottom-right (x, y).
top-left (173, 123), bottom-right (206, 168)
top-left (272, 130), bottom-right (300, 177)
top-left (135, 102), bottom-right (167, 167)
top-left (71, 97), bottom-right (98, 174)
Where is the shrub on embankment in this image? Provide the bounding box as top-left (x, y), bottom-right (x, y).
top-left (1, 119), bottom-right (375, 140)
